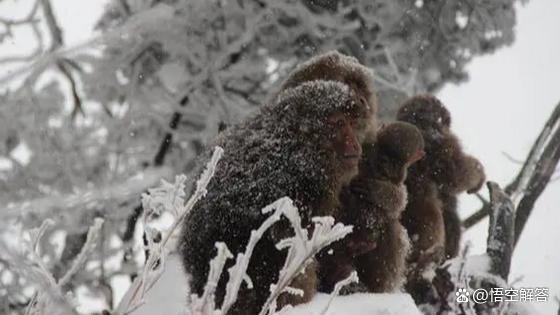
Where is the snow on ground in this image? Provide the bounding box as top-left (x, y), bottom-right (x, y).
top-left (131, 255), bottom-right (189, 315)
top-left (283, 293), bottom-right (421, 315)
top-left (133, 255), bottom-right (421, 315)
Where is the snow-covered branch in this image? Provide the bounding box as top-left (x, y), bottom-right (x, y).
top-left (260, 209), bottom-right (353, 315)
top-left (187, 196), bottom-right (353, 315)
top-left (1, 166), bottom-right (174, 220)
top-left (1, 217), bottom-right (104, 315)
top-left (485, 182), bottom-right (515, 281)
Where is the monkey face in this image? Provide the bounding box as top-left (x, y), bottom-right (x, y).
top-left (279, 51), bottom-right (379, 143)
top-left (326, 112), bottom-right (363, 176)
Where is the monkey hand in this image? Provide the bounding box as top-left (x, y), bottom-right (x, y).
top-left (464, 156), bottom-right (486, 194)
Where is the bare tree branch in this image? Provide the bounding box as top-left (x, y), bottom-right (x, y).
top-left (41, 0), bottom-right (64, 50)
top-left (514, 126), bottom-right (560, 245)
top-left (56, 60), bottom-right (84, 119)
top-left (464, 101), bottom-right (560, 243)
top-left (485, 182), bottom-right (515, 280)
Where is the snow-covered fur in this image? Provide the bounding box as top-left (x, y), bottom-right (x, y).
top-left (179, 78), bottom-right (374, 313)
top-left (278, 51), bottom-right (378, 143)
top-left (281, 52), bottom-right (375, 92)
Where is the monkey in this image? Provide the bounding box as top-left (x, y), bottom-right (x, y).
top-left (277, 51), bottom-right (378, 144)
top-left (396, 95), bottom-right (486, 301)
top-left (179, 51), bottom-right (378, 314)
top-left (318, 122), bottom-right (425, 293)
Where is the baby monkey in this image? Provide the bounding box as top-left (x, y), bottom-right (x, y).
top-left (319, 121), bottom-right (425, 293)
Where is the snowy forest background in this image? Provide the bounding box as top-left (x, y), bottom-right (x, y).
top-left (0, 0), bottom-right (559, 314)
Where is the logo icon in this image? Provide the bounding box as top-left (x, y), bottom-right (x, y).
top-left (456, 288), bottom-right (470, 303)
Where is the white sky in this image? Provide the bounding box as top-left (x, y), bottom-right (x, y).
top-left (1, 0), bottom-right (559, 314)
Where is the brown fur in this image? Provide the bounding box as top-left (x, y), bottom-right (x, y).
top-left (396, 95), bottom-right (485, 301)
top-left (318, 122), bottom-right (425, 293)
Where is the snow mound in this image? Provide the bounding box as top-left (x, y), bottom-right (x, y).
top-left (284, 292), bottom-right (422, 315)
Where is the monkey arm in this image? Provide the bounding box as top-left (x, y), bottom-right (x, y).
top-left (339, 179), bottom-right (387, 254)
top-left (431, 134), bottom-right (486, 194)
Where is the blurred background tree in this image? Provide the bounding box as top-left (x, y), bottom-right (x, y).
top-left (0, 0), bottom-right (523, 313)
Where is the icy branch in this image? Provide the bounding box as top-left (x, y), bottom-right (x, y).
top-left (113, 146), bottom-right (223, 315)
top-left (2, 218), bottom-right (102, 315)
top-left (58, 218), bottom-right (105, 287)
top-left (218, 199), bottom-right (288, 315)
top-left (259, 203), bottom-right (353, 315)
top-left (191, 243), bottom-right (233, 314)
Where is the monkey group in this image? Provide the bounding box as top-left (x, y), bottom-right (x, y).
top-left (179, 51), bottom-right (485, 313)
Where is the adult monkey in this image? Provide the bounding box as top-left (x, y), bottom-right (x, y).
top-left (179, 52), bottom-right (377, 313)
top-left (397, 95), bottom-right (486, 302)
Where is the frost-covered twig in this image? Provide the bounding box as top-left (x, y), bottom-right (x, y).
top-left (317, 271), bottom-right (359, 315)
top-left (4, 218), bottom-right (102, 315)
top-left (259, 201), bottom-right (353, 315)
top-left (113, 146), bottom-right (223, 315)
top-left (0, 4), bottom-right (175, 86)
top-left (188, 196), bottom-right (352, 315)
top-left (58, 218), bottom-right (104, 287)
top-left (370, 47), bottom-right (417, 96)
top-left (218, 199), bottom-right (288, 315)
top-left (191, 243), bottom-right (233, 314)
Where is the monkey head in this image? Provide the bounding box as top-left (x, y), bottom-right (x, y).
top-left (365, 122), bottom-right (425, 184)
top-left (274, 80), bottom-right (374, 187)
top-left (397, 95), bottom-right (451, 135)
top-left (396, 95), bottom-right (485, 194)
top-left (280, 51), bottom-right (378, 144)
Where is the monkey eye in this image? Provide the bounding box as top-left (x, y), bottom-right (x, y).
top-left (327, 114), bottom-right (345, 126)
